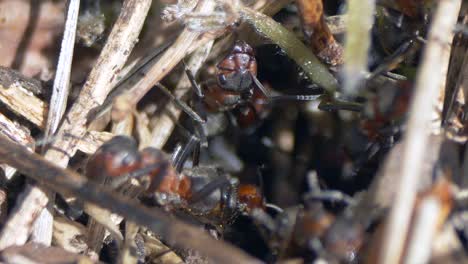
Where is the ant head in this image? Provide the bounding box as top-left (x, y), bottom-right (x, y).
top-left (232, 40), bottom-right (254, 55)
top-left (86, 136), bottom-right (140, 179)
top-left (216, 41), bottom-right (257, 93)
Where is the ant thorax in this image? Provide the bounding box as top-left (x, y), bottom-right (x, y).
top-left (182, 166), bottom-right (240, 225)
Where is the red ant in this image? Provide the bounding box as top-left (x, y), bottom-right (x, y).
top-left (85, 135), bottom-right (268, 228)
top-left (187, 40), bottom-right (319, 132)
top-left (250, 172), bottom-right (363, 262)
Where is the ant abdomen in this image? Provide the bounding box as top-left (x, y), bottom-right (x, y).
top-left (85, 136), bottom-right (140, 185)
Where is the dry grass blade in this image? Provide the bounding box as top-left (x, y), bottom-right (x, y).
top-left (379, 1), bottom-right (463, 263)
top-left (0, 135), bottom-right (261, 264)
top-left (239, 6), bottom-right (338, 93)
top-left (342, 0), bottom-right (375, 96)
top-left (45, 0), bottom-right (80, 139)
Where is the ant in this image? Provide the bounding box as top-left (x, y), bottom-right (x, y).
top-left (85, 135), bottom-right (268, 229)
top-left (186, 40), bottom-right (320, 133)
top-left (250, 172), bottom-right (363, 262)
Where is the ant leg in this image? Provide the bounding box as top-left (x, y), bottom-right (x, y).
top-left (186, 69), bottom-right (204, 98)
top-left (256, 165), bottom-right (284, 214)
top-left (108, 161), bottom-right (169, 190)
top-left (318, 98), bottom-right (363, 112)
top-left (367, 38), bottom-right (419, 81)
top-left (304, 171), bottom-right (355, 206)
top-left (192, 142), bottom-right (201, 167)
top-left (303, 191), bottom-right (355, 206)
top-left (155, 83), bottom-right (205, 124)
top-left (251, 74), bottom-right (322, 102)
top-left (172, 135), bottom-right (200, 173)
top-left (189, 176), bottom-right (231, 204)
top-left (186, 68), bottom-right (209, 148)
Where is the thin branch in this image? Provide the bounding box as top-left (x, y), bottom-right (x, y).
top-left (0, 135), bottom-right (261, 264)
top-left (379, 1), bottom-right (463, 263)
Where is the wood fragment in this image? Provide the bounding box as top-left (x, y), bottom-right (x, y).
top-left (0, 67), bottom-right (47, 128)
top-left (0, 111), bottom-right (34, 180)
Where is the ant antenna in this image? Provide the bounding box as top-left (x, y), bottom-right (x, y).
top-left (318, 99), bottom-right (363, 112)
top-left (367, 38), bottom-right (419, 81)
top-left (256, 165), bottom-right (283, 214)
top-left (304, 171), bottom-right (355, 206)
top-left (86, 39), bottom-right (175, 123)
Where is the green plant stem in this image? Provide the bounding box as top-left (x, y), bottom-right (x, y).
top-left (239, 6), bottom-right (338, 93)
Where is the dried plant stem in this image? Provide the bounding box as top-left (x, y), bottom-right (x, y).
top-left (342, 0), bottom-right (375, 96)
top-left (239, 6), bottom-right (338, 93)
top-left (127, 0), bottom-right (217, 106)
top-left (0, 136), bottom-right (261, 264)
top-left (404, 197), bottom-right (441, 264)
top-left (0, 0), bottom-right (152, 249)
top-left (45, 0), bottom-right (80, 138)
top-left (379, 1), bottom-right (462, 263)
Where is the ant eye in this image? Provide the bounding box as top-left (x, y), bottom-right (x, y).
top-left (120, 153), bottom-right (137, 167)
